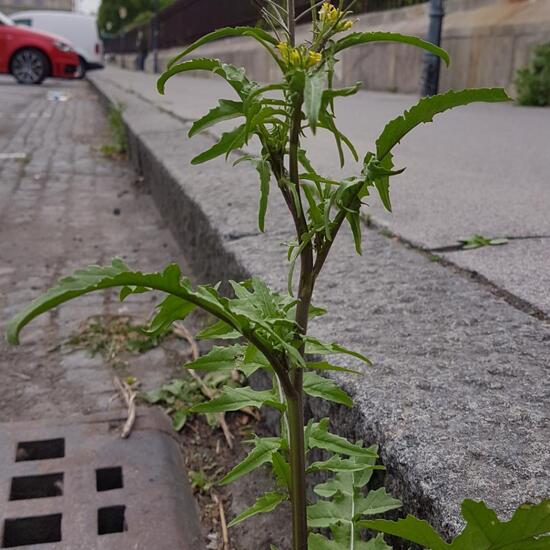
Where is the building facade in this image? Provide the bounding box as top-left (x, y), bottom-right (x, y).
top-left (1, 0), bottom-right (72, 15)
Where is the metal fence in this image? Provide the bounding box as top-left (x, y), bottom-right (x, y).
top-left (103, 0), bottom-right (428, 54)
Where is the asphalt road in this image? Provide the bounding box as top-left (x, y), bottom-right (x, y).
top-left (95, 67), bottom-right (550, 316)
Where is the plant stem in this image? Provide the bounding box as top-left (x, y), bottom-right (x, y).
top-left (287, 393), bottom-right (308, 550)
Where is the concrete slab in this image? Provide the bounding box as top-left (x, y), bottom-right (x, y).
top-left (89, 69), bottom-right (550, 538)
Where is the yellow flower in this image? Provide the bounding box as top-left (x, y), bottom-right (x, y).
top-left (319, 2), bottom-right (339, 24)
top-left (338, 19), bottom-right (354, 31)
top-left (306, 51), bottom-right (322, 68)
top-left (277, 42), bottom-right (290, 63)
top-left (290, 49), bottom-right (302, 66)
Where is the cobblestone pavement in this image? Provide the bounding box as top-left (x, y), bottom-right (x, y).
top-left (0, 76), bottom-right (189, 422)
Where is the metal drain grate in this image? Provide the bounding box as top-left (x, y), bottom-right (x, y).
top-left (0, 409), bottom-right (203, 549)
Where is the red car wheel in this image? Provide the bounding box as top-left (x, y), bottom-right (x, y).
top-left (11, 48), bottom-right (49, 85)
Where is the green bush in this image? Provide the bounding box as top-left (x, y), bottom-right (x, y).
top-left (515, 42), bottom-right (550, 106)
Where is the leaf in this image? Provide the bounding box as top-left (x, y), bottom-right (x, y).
top-left (190, 386), bottom-right (285, 413)
top-left (165, 27), bottom-right (279, 70)
top-left (252, 158), bottom-right (271, 232)
top-left (306, 337), bottom-right (372, 365)
top-left (308, 419), bottom-right (378, 458)
top-left (358, 488), bottom-right (402, 516)
top-left (306, 361), bottom-right (361, 375)
top-left (188, 99), bottom-right (244, 137)
top-left (346, 209), bottom-right (363, 255)
top-left (308, 456), bottom-right (380, 474)
top-left (185, 345), bottom-right (245, 371)
top-left (146, 295), bottom-right (196, 336)
top-left (171, 408), bottom-right (188, 431)
top-left (376, 88), bottom-right (511, 160)
top-left (309, 533), bottom-right (390, 550)
top-left (220, 437), bottom-right (282, 485)
top-left (359, 515), bottom-right (448, 550)
top-left (303, 372), bottom-right (353, 407)
top-left (271, 451), bottom-right (291, 490)
top-left (308, 532), bottom-right (344, 549)
top-left (158, 58), bottom-right (256, 98)
top-left (7, 260), bottom-right (206, 345)
top-left (305, 69), bottom-right (327, 133)
top-left (196, 319), bottom-right (241, 340)
top-left (228, 491), bottom-right (287, 528)
top-left (191, 124), bottom-right (247, 165)
top-left (361, 498), bottom-right (550, 550)
top-left (334, 31), bottom-right (450, 67)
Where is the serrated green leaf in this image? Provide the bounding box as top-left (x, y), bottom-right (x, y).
top-left (7, 260), bottom-right (231, 345)
top-left (305, 69), bottom-right (327, 133)
top-left (306, 337), bottom-right (372, 365)
top-left (171, 408), bottom-right (188, 431)
top-left (271, 451), bottom-right (291, 490)
top-left (376, 88), bottom-right (510, 161)
top-left (308, 419), bottom-right (378, 458)
top-left (360, 499), bottom-right (550, 549)
top-left (346, 209), bottom-right (363, 255)
top-left (165, 27), bottom-right (279, 71)
top-left (191, 124), bottom-right (247, 165)
top-left (191, 386), bottom-right (285, 413)
top-left (334, 31), bottom-right (450, 67)
top-left (196, 319), bottom-right (242, 340)
top-left (303, 372), bottom-right (353, 407)
top-left (158, 58), bottom-right (255, 98)
top-left (358, 488), bottom-right (402, 516)
top-left (308, 455), bottom-right (380, 474)
top-left (228, 491), bottom-right (287, 527)
top-left (188, 99), bottom-right (244, 137)
top-left (308, 532), bottom-right (345, 549)
top-left (256, 159), bottom-right (271, 232)
top-left (309, 533), bottom-right (390, 550)
top-left (359, 515), bottom-right (448, 550)
top-left (185, 345), bottom-right (245, 371)
top-left (306, 361), bottom-right (361, 375)
top-left (146, 295), bottom-right (196, 336)
top-left (220, 437), bottom-right (282, 485)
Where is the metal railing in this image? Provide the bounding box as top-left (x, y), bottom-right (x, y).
top-left (103, 0), bottom-right (429, 55)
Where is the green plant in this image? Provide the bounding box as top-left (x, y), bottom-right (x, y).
top-left (101, 103), bottom-right (127, 157)
top-left (515, 42), bottom-right (550, 107)
top-left (458, 234), bottom-right (508, 250)
top-left (7, 1), bottom-right (548, 549)
top-left (67, 315), bottom-right (166, 363)
top-left (142, 367), bottom-right (244, 432)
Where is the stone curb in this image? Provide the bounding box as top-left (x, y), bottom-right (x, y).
top-left (88, 72), bottom-right (550, 539)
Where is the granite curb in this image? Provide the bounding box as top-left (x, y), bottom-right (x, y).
top-left (88, 71), bottom-right (550, 539)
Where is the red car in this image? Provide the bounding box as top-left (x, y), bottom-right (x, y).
top-left (0, 11), bottom-right (78, 85)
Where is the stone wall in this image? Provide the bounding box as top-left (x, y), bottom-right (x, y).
top-left (117, 0), bottom-right (550, 95)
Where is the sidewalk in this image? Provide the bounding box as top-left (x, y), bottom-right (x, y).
top-left (89, 67), bottom-right (550, 537)
top-left (0, 75), bottom-right (185, 422)
top-left (97, 66), bottom-right (550, 315)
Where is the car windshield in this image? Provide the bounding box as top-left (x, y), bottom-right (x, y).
top-left (0, 12), bottom-right (15, 25)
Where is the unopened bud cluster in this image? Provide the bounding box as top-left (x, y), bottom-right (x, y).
top-left (319, 2), bottom-right (354, 32)
top-left (277, 42), bottom-right (323, 69)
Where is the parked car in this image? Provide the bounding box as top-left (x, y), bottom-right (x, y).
top-left (10, 11), bottom-right (103, 78)
top-left (0, 11), bottom-right (78, 85)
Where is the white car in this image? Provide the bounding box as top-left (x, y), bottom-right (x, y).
top-left (10, 10), bottom-right (103, 78)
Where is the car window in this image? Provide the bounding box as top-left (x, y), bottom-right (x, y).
top-left (13, 18), bottom-right (32, 26)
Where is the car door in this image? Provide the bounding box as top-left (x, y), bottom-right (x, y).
top-left (0, 19), bottom-right (14, 73)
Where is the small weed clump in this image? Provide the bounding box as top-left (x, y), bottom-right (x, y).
top-left (515, 42), bottom-right (550, 106)
top-left (100, 103), bottom-right (128, 157)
